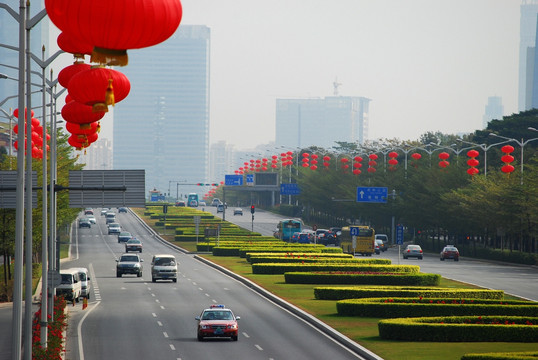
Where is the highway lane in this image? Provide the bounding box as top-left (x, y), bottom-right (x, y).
top-left (64, 209), bottom-right (374, 360)
top-left (206, 204), bottom-right (538, 302)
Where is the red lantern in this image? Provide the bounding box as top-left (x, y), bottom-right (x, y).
top-left (311, 154), bottom-right (318, 160)
top-left (68, 67), bottom-right (131, 112)
top-left (467, 168), bottom-right (479, 175)
top-left (352, 169), bottom-right (361, 175)
top-left (388, 158), bottom-right (398, 165)
top-left (66, 121), bottom-right (100, 136)
top-left (353, 156), bottom-right (363, 162)
top-left (438, 152), bottom-right (450, 160)
top-left (340, 158), bottom-right (349, 163)
top-left (45, 0), bottom-right (183, 66)
top-left (439, 161), bottom-right (449, 168)
top-left (501, 145), bottom-right (515, 154)
top-left (467, 158), bottom-right (479, 167)
top-left (411, 153), bottom-right (422, 160)
top-left (467, 149), bottom-right (479, 158)
top-left (368, 154), bottom-right (378, 160)
top-left (57, 32), bottom-right (94, 58)
top-left (353, 162), bottom-right (362, 168)
top-left (368, 160), bottom-right (377, 167)
top-left (501, 155), bottom-right (514, 163)
top-left (310, 165), bottom-right (317, 171)
top-left (13, 108), bottom-right (34, 119)
top-left (58, 62), bottom-right (92, 88)
top-left (367, 167), bottom-right (376, 173)
top-left (388, 151), bottom-right (398, 158)
top-left (501, 165), bottom-right (514, 173)
top-left (323, 161), bottom-right (330, 167)
top-left (302, 153), bottom-right (309, 158)
top-left (61, 101), bottom-right (106, 126)
top-left (323, 156), bottom-right (331, 162)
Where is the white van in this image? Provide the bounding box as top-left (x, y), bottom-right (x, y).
top-left (56, 269), bottom-right (82, 302)
top-left (71, 267), bottom-right (91, 299)
top-left (151, 254), bottom-right (178, 283)
top-left (105, 212), bottom-right (116, 224)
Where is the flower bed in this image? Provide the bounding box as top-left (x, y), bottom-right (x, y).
top-left (32, 296), bottom-right (68, 360)
top-left (284, 271), bottom-right (440, 285)
top-left (336, 297), bottom-right (538, 317)
top-left (378, 316), bottom-right (538, 342)
top-left (313, 286), bottom-right (504, 300)
top-left (252, 262), bottom-right (407, 275)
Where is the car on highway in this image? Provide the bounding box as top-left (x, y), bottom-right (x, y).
top-left (195, 304), bottom-right (240, 341)
top-left (105, 212), bottom-right (116, 224)
top-left (298, 230), bottom-right (315, 244)
top-left (175, 200), bottom-right (186, 207)
top-left (116, 253), bottom-right (143, 277)
top-left (375, 234), bottom-right (389, 248)
top-left (402, 244), bottom-right (423, 260)
top-left (78, 218), bottom-right (91, 229)
top-left (117, 231), bottom-right (132, 243)
top-left (198, 200), bottom-right (207, 206)
top-left (440, 245), bottom-right (460, 261)
top-left (290, 232), bottom-right (300, 243)
top-left (118, 207), bottom-right (128, 213)
top-left (211, 198), bottom-right (220, 206)
top-left (87, 215), bottom-right (96, 224)
top-left (374, 241), bottom-right (381, 255)
top-left (316, 229), bottom-right (337, 245)
top-left (151, 254), bottom-right (178, 283)
top-left (233, 208), bottom-right (243, 216)
top-left (107, 222), bottom-right (121, 235)
top-left (217, 204), bottom-right (224, 213)
top-left (125, 238), bottom-right (143, 253)
top-left (375, 239), bottom-right (387, 252)
top-left (84, 208), bottom-right (93, 215)
top-left (100, 208), bottom-right (110, 216)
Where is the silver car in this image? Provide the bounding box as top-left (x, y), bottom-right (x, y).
top-left (402, 244), bottom-right (423, 260)
top-left (151, 254), bottom-right (178, 283)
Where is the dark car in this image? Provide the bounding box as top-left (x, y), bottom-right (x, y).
top-left (402, 244), bottom-right (423, 260)
top-left (195, 304), bottom-right (240, 341)
top-left (175, 200), bottom-right (186, 207)
top-left (440, 245), bottom-right (459, 261)
top-left (118, 207), bottom-right (128, 213)
top-left (375, 239), bottom-right (388, 252)
top-left (316, 229), bottom-right (337, 245)
top-left (78, 218), bottom-right (91, 228)
top-left (116, 253), bottom-right (143, 277)
top-left (118, 231), bottom-right (132, 243)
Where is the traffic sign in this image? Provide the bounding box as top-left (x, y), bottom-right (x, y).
top-left (396, 225), bottom-right (404, 245)
top-left (47, 270), bottom-right (61, 287)
top-left (349, 226), bottom-right (360, 236)
top-left (356, 186), bottom-right (388, 203)
top-left (280, 183), bottom-right (300, 195)
top-left (246, 174), bottom-right (254, 186)
top-left (225, 175), bottom-right (243, 186)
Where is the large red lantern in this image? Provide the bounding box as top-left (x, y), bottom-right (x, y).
top-left (500, 145), bottom-right (515, 175)
top-left (61, 100), bottom-right (106, 126)
top-left (66, 121), bottom-right (100, 136)
top-left (68, 67), bottom-right (131, 112)
top-left (45, 0), bottom-right (183, 66)
top-left (466, 149), bottom-right (479, 177)
top-left (501, 145), bottom-right (515, 154)
top-left (411, 153), bottom-right (421, 160)
top-left (438, 152), bottom-right (450, 161)
top-left (57, 32), bottom-right (94, 59)
top-left (58, 62), bottom-right (92, 88)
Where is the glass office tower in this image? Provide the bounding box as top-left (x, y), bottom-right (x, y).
top-left (113, 25), bottom-right (210, 198)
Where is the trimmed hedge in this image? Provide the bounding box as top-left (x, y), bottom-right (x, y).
top-left (336, 297), bottom-right (538, 317)
top-left (246, 252), bottom-right (354, 263)
top-left (378, 316), bottom-right (538, 342)
top-left (284, 272), bottom-right (441, 286)
top-left (249, 257), bottom-right (377, 265)
top-left (313, 286), bottom-right (505, 301)
top-left (461, 351), bottom-right (538, 360)
top-left (252, 262), bottom-right (405, 275)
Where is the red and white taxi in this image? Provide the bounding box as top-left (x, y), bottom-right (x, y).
top-left (195, 304), bottom-right (240, 341)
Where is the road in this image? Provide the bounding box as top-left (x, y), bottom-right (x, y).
top-left (62, 208), bottom-right (375, 360)
top-left (209, 204), bottom-right (538, 302)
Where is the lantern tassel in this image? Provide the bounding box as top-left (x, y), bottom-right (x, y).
top-left (97, 122), bottom-right (101, 133)
top-left (91, 47), bottom-right (128, 66)
top-left (106, 78), bottom-right (115, 107)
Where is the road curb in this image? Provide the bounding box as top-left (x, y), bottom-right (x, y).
top-left (130, 208), bottom-right (383, 360)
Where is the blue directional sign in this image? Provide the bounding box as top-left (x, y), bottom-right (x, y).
top-left (280, 183), bottom-right (300, 195)
top-left (350, 226), bottom-right (360, 236)
top-left (396, 225), bottom-right (404, 245)
top-left (225, 174), bottom-right (243, 186)
top-left (356, 186), bottom-right (388, 203)
top-left (246, 174), bottom-right (254, 185)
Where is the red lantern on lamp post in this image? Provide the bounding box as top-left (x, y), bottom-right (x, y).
top-left (500, 145), bottom-right (515, 176)
top-left (466, 149), bottom-right (480, 177)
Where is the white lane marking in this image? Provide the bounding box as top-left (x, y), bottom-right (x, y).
top-left (255, 344), bottom-right (263, 351)
top-left (157, 321), bottom-right (163, 327)
top-left (198, 287), bottom-right (203, 291)
top-left (170, 344), bottom-right (176, 351)
top-left (160, 305), bottom-right (165, 310)
top-left (163, 332), bottom-right (169, 338)
top-left (77, 300), bottom-right (101, 360)
top-left (152, 313), bottom-right (157, 317)
top-left (242, 332), bottom-right (249, 338)
top-left (89, 264), bottom-right (101, 301)
top-left (211, 299), bottom-right (217, 303)
top-left (155, 299), bottom-right (160, 303)
top-left (151, 293), bottom-right (156, 297)
top-left (205, 293), bottom-right (210, 297)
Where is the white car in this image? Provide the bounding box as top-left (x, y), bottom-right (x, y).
top-left (108, 222), bottom-right (121, 234)
top-left (87, 215), bottom-right (96, 224)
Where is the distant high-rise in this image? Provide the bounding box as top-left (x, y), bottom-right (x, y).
top-left (275, 96), bottom-right (370, 149)
top-left (518, 1), bottom-right (538, 111)
top-left (482, 96), bottom-right (504, 128)
top-left (113, 25), bottom-right (210, 196)
top-left (209, 141), bottom-right (235, 184)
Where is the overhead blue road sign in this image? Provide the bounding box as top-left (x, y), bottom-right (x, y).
top-left (225, 175), bottom-right (243, 186)
top-left (246, 174), bottom-right (254, 186)
top-left (396, 225), bottom-right (404, 245)
top-left (356, 186), bottom-right (388, 203)
top-left (280, 183), bottom-right (300, 195)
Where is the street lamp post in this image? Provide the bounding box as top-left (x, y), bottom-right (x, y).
top-left (457, 139), bottom-right (512, 177)
top-left (489, 133), bottom-right (538, 185)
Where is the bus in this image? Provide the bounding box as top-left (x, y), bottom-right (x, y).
top-left (187, 193), bottom-right (199, 207)
top-left (339, 225), bottom-right (375, 256)
top-left (274, 219), bottom-right (303, 241)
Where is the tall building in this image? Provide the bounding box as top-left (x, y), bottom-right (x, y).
top-left (113, 25), bottom-right (211, 196)
top-left (482, 96), bottom-right (504, 128)
top-left (275, 96), bottom-right (370, 149)
top-left (209, 141), bottom-right (235, 183)
top-left (518, 1), bottom-right (538, 111)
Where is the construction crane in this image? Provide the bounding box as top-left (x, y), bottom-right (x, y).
top-left (333, 77), bottom-right (342, 96)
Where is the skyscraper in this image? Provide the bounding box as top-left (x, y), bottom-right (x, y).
top-left (482, 96), bottom-right (504, 128)
top-left (518, 1), bottom-right (538, 111)
top-left (275, 96), bottom-right (370, 149)
top-left (113, 25), bottom-right (210, 197)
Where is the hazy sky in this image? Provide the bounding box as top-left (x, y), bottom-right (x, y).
top-left (179, 0), bottom-right (520, 150)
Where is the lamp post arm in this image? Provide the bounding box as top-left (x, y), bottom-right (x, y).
top-left (27, 8), bottom-right (47, 29)
top-left (0, 3), bottom-right (18, 21)
top-left (31, 49), bottom-right (64, 69)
